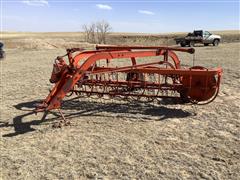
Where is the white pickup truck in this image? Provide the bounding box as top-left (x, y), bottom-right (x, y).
top-left (175, 30), bottom-right (221, 47)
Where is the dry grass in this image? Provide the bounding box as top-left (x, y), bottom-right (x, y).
top-left (107, 30), bottom-right (240, 45)
top-left (0, 32), bottom-right (240, 179)
top-left (2, 30), bottom-right (239, 50)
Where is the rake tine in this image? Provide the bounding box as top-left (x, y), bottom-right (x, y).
top-left (41, 110), bottom-right (49, 121)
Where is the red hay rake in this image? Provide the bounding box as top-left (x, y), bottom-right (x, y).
top-left (35, 45), bottom-right (222, 122)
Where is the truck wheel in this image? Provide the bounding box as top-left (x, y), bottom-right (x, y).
top-left (180, 42), bottom-right (186, 47)
top-left (0, 50), bottom-right (5, 60)
top-left (213, 39), bottom-right (219, 46)
top-left (204, 43), bottom-right (209, 46)
top-left (189, 41), bottom-right (194, 47)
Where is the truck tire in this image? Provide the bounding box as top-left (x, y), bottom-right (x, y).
top-left (0, 50), bottom-right (5, 60)
top-left (213, 39), bottom-right (219, 46)
top-left (204, 43), bottom-right (209, 46)
top-left (180, 42), bottom-right (186, 47)
top-left (189, 41), bottom-right (194, 47)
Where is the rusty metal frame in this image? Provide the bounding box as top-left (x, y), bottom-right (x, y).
top-left (36, 45), bottom-right (222, 115)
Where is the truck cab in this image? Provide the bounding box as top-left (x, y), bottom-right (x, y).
top-left (201, 30), bottom-right (221, 46)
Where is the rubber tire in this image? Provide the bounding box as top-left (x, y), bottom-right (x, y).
top-left (213, 39), bottom-right (219, 46)
top-left (180, 42), bottom-right (186, 47)
top-left (180, 90), bottom-right (190, 103)
top-left (189, 41), bottom-right (194, 47)
top-left (0, 51), bottom-right (5, 60)
top-left (204, 43), bottom-right (209, 46)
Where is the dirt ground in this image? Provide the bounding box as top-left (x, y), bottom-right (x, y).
top-left (0, 39), bottom-right (240, 179)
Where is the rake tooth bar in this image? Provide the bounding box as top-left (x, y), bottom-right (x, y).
top-left (35, 45), bottom-right (222, 114)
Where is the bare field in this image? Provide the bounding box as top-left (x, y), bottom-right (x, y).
top-left (0, 34), bottom-right (240, 179)
top-left (2, 30), bottom-right (239, 49)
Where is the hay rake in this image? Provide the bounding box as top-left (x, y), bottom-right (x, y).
top-left (35, 45), bottom-right (222, 123)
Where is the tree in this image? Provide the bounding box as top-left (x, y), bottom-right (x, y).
top-left (89, 23), bottom-right (96, 43)
top-left (96, 20), bottom-right (112, 44)
top-left (82, 20), bottom-right (112, 44)
top-left (82, 24), bottom-right (91, 42)
top-left (82, 23), bottom-right (96, 43)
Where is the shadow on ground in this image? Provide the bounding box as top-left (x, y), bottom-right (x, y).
top-left (2, 97), bottom-right (193, 137)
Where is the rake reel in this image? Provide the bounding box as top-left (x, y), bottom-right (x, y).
top-left (35, 45), bottom-right (222, 122)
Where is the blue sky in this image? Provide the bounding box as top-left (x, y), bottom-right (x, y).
top-left (2, 0), bottom-right (240, 33)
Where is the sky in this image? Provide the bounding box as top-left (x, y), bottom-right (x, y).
top-left (1, 0), bottom-right (240, 33)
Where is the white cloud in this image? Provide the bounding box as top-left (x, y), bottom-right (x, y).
top-left (138, 10), bottom-right (155, 15)
top-left (22, 0), bottom-right (49, 7)
top-left (96, 4), bottom-right (112, 10)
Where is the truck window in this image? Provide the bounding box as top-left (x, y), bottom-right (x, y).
top-left (204, 31), bottom-right (211, 36)
top-left (194, 30), bottom-right (202, 36)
